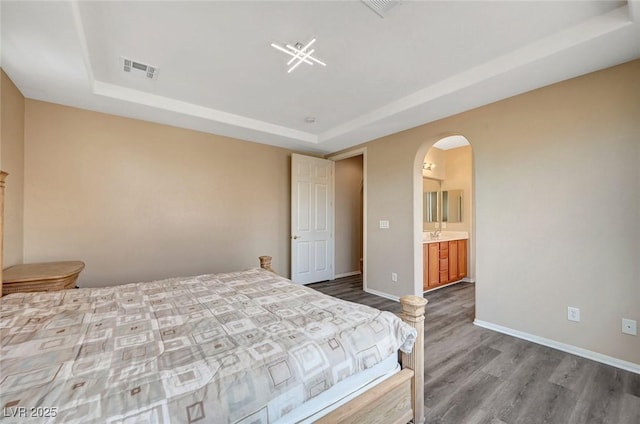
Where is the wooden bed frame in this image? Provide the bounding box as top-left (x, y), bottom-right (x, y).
top-left (0, 175), bottom-right (426, 423)
top-left (0, 171), bottom-right (7, 297)
top-left (260, 256), bottom-right (427, 424)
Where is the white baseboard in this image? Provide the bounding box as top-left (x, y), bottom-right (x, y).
top-left (364, 287), bottom-right (400, 302)
top-left (334, 271), bottom-right (362, 279)
top-left (463, 277), bottom-right (475, 283)
top-left (423, 279), bottom-right (466, 293)
top-left (474, 319), bottom-right (640, 375)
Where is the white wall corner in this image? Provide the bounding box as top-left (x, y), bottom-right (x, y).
top-left (628, 1), bottom-right (640, 22)
top-left (364, 287), bottom-right (400, 303)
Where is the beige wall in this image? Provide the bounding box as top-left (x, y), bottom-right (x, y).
top-left (335, 155), bottom-right (363, 276)
top-left (422, 146), bottom-right (445, 180)
top-left (0, 69), bottom-right (25, 267)
top-left (361, 60), bottom-right (639, 365)
top-left (442, 146), bottom-right (474, 280)
top-left (441, 145), bottom-right (472, 232)
top-left (23, 100), bottom-right (292, 287)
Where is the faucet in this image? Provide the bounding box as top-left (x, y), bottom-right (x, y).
top-left (431, 229), bottom-right (441, 238)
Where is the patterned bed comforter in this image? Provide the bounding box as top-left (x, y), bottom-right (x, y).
top-left (0, 268), bottom-right (416, 423)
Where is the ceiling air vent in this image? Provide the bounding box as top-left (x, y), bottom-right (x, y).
top-left (361, 0), bottom-right (400, 18)
top-left (121, 57), bottom-right (158, 80)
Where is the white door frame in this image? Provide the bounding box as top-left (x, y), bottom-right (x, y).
top-left (327, 147), bottom-right (367, 291)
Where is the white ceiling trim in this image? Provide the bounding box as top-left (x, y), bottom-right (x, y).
top-left (92, 81), bottom-right (319, 144)
top-left (63, 1), bottom-right (637, 150)
top-left (70, 1), bottom-right (319, 145)
top-left (70, 0), bottom-right (94, 84)
top-left (318, 5), bottom-right (633, 144)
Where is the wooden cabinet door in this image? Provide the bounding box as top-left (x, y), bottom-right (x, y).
top-left (425, 239), bottom-right (467, 290)
top-left (423, 245), bottom-right (429, 290)
top-left (438, 242), bottom-right (449, 284)
top-left (448, 240), bottom-right (458, 282)
top-left (458, 239), bottom-right (467, 279)
top-left (428, 243), bottom-right (439, 288)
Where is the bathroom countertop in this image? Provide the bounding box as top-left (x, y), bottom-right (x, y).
top-left (423, 231), bottom-right (469, 243)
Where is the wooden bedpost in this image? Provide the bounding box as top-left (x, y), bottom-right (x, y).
top-left (0, 172), bottom-right (7, 297)
top-left (258, 256), bottom-right (275, 273)
top-left (400, 295), bottom-right (428, 424)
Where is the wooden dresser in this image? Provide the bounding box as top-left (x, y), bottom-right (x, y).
top-left (2, 261), bottom-right (85, 296)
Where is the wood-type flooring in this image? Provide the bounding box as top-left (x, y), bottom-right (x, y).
top-left (309, 275), bottom-right (640, 424)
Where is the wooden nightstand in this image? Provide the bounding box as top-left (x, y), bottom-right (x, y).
top-left (2, 261), bottom-right (85, 296)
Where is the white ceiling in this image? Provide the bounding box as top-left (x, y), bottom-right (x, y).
top-left (2, 1), bottom-right (639, 154)
top-left (433, 135), bottom-right (470, 150)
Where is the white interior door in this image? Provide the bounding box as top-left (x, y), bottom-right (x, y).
top-left (291, 154), bottom-right (334, 284)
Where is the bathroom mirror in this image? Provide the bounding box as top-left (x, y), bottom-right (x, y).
top-left (423, 178), bottom-right (440, 223)
top-left (423, 178), bottom-right (463, 224)
top-left (424, 191), bottom-right (438, 222)
top-left (442, 189), bottom-right (463, 223)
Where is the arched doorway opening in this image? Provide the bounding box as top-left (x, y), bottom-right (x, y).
top-left (413, 134), bottom-right (475, 296)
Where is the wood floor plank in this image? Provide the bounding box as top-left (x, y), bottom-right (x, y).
top-left (548, 354), bottom-right (598, 393)
top-left (424, 345), bottom-right (502, 408)
top-left (481, 338), bottom-right (539, 379)
top-left (309, 276), bottom-right (640, 424)
top-left (568, 366), bottom-right (626, 424)
top-left (513, 381), bottom-right (577, 424)
top-left (426, 326), bottom-right (502, 383)
top-left (482, 346), bottom-right (567, 423)
top-left (426, 371), bottom-right (502, 424)
top-left (618, 393), bottom-right (640, 423)
top-left (624, 371), bottom-right (640, 397)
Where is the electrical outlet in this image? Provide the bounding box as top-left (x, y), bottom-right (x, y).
top-left (391, 272), bottom-right (398, 282)
top-left (568, 307), bottom-right (580, 322)
top-left (622, 318), bottom-right (637, 336)
top-left (379, 220), bottom-right (389, 229)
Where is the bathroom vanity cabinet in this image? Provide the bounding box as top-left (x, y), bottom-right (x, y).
top-left (423, 239), bottom-right (467, 290)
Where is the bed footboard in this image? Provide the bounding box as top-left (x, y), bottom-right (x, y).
top-left (316, 368), bottom-right (414, 424)
top-left (400, 294), bottom-right (428, 424)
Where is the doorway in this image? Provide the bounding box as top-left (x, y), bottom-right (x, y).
top-left (329, 148), bottom-right (366, 288)
top-left (414, 135), bottom-right (475, 296)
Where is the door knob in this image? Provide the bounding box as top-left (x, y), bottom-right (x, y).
top-left (292, 235), bottom-right (299, 239)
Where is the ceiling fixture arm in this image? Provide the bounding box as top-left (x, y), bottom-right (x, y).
top-left (271, 37), bottom-right (327, 73)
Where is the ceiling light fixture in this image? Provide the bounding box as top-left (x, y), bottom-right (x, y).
top-left (423, 163), bottom-right (436, 171)
top-left (271, 38), bottom-right (326, 73)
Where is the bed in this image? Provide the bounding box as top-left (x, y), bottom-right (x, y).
top-left (0, 173), bottom-right (427, 424)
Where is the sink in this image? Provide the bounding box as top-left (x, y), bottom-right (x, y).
top-left (423, 231), bottom-right (469, 243)
top-left (423, 232), bottom-right (439, 241)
